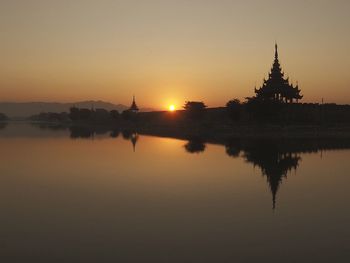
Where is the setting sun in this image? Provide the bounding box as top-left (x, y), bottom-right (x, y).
top-left (168, 105), bottom-right (175, 111)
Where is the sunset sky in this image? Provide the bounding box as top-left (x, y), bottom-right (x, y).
top-left (1, 0), bottom-right (350, 109)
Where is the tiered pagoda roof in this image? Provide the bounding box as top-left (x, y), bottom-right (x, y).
top-left (255, 44), bottom-right (302, 103)
top-left (129, 95), bottom-right (139, 112)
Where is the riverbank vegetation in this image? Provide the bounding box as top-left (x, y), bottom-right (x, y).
top-left (25, 99), bottom-right (350, 139)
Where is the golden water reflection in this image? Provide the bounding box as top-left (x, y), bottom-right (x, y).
top-left (0, 123), bottom-right (349, 262)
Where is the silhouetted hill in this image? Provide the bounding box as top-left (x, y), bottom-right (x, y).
top-left (0, 101), bottom-right (152, 118)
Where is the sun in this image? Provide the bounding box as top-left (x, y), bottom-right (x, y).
top-left (168, 105), bottom-right (175, 111)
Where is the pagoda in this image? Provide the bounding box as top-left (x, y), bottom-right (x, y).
top-left (255, 44), bottom-right (302, 103)
top-left (129, 95), bottom-right (139, 113)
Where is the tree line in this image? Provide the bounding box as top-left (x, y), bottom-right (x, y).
top-left (183, 99), bottom-right (350, 124)
top-left (27, 99), bottom-right (350, 125)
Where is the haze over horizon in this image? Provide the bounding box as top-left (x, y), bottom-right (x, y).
top-left (1, 0), bottom-right (350, 109)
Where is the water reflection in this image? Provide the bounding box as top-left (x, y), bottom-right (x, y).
top-left (23, 124), bottom-right (350, 209)
top-left (246, 148), bottom-right (300, 210)
top-left (226, 139), bottom-right (301, 209)
top-left (184, 137), bottom-right (206, 154)
top-left (225, 138), bottom-right (241, 157)
top-left (224, 138), bottom-right (350, 209)
top-left (122, 131), bottom-right (139, 152)
top-left (68, 126), bottom-right (140, 152)
top-left (70, 126), bottom-right (95, 139)
top-left (110, 129), bottom-right (119, 138)
top-left (0, 122), bottom-right (8, 130)
top-left (2, 123), bottom-right (350, 262)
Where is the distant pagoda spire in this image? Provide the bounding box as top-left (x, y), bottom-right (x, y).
top-left (129, 95), bottom-right (139, 112)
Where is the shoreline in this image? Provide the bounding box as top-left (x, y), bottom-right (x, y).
top-left (3, 121), bottom-right (350, 153)
top-left (6, 120), bottom-right (350, 140)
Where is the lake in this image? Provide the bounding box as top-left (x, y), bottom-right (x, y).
top-left (0, 123), bottom-right (349, 262)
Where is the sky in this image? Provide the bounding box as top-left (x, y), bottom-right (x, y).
top-left (1, 0), bottom-right (350, 109)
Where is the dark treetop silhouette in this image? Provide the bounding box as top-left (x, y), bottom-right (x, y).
top-left (183, 101), bottom-right (207, 120)
top-left (255, 44), bottom-right (303, 103)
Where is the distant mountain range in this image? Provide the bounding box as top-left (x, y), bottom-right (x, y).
top-left (0, 101), bottom-right (153, 118)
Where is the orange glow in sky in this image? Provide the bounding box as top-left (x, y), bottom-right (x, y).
top-left (1, 1), bottom-right (350, 107)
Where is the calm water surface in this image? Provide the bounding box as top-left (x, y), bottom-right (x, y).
top-left (0, 123), bottom-right (349, 262)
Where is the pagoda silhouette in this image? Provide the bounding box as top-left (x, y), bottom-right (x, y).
top-left (129, 95), bottom-right (139, 113)
top-left (255, 44), bottom-right (303, 103)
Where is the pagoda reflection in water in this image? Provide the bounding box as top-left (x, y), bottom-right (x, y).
top-left (242, 141), bottom-right (300, 209)
top-left (30, 123), bottom-right (350, 210)
top-left (122, 130), bottom-right (139, 152)
top-left (225, 139), bottom-right (302, 210)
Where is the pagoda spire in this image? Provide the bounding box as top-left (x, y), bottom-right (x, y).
top-left (275, 42), bottom-right (278, 60)
top-left (129, 95), bottom-right (139, 112)
top-left (254, 43), bottom-right (303, 103)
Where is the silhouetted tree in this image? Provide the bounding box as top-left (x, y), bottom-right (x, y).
top-left (226, 99), bottom-right (241, 121)
top-left (91, 108), bottom-right (111, 122)
top-left (121, 110), bottom-right (135, 121)
top-left (69, 107), bottom-right (120, 123)
top-left (183, 101), bottom-right (207, 120)
top-left (30, 112), bottom-right (69, 122)
top-left (245, 97), bottom-right (283, 122)
top-left (69, 107), bottom-right (80, 121)
top-left (110, 110), bottom-right (120, 120)
top-left (79, 108), bottom-right (92, 120)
